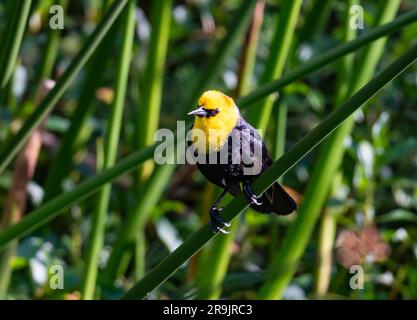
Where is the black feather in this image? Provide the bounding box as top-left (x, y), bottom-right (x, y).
top-left (193, 115), bottom-right (297, 216)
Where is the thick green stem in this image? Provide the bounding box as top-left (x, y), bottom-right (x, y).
top-left (43, 20), bottom-right (117, 201)
top-left (104, 0), bottom-right (173, 282)
top-left (123, 42), bottom-right (417, 299)
top-left (298, 0), bottom-right (332, 43)
top-left (133, 0), bottom-right (172, 280)
top-left (136, 0), bottom-right (172, 151)
top-left (135, 230), bottom-right (146, 281)
top-left (314, 1), bottom-right (357, 297)
top-left (258, 0), bottom-right (401, 299)
top-left (274, 101), bottom-right (288, 161)
top-left (247, 0), bottom-right (302, 131)
top-left (104, 163), bottom-right (177, 281)
top-left (0, 242), bottom-right (17, 298)
top-left (315, 173), bottom-right (341, 297)
top-left (269, 0), bottom-right (334, 255)
top-left (81, 0), bottom-right (136, 300)
top-left (235, 0), bottom-right (265, 96)
top-left (0, 0), bottom-right (32, 89)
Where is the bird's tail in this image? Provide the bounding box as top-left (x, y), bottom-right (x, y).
top-left (250, 182), bottom-right (297, 215)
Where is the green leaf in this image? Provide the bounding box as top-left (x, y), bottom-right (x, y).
top-left (0, 0), bottom-right (32, 89)
top-left (0, 0), bottom-right (129, 175)
top-left (375, 209), bottom-right (417, 224)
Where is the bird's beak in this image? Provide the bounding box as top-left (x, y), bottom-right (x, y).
top-left (187, 106), bottom-right (208, 117)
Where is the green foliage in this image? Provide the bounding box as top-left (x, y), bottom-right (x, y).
top-left (1, 0), bottom-right (417, 300)
top-left (0, 0), bottom-right (32, 89)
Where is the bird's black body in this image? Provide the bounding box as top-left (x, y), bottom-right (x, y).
top-left (188, 89), bottom-right (297, 233)
top-left (195, 116), bottom-right (297, 217)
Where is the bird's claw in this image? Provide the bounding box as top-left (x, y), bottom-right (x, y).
top-left (243, 181), bottom-right (263, 206)
top-left (249, 195), bottom-right (263, 206)
top-left (209, 207), bottom-right (231, 234)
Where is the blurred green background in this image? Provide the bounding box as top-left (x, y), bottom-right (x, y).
top-left (0, 0), bottom-right (417, 300)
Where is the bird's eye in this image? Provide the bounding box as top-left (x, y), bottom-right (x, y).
top-left (204, 108), bottom-right (220, 117)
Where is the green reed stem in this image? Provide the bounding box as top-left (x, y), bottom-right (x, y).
top-left (0, 0), bottom-right (32, 89)
top-left (43, 25), bottom-right (117, 201)
top-left (134, 0), bottom-right (172, 280)
top-left (315, 172), bottom-right (341, 296)
top-left (247, 0), bottom-right (302, 131)
top-left (123, 41), bottom-right (417, 299)
top-left (258, 0), bottom-right (401, 299)
top-left (298, 0), bottom-right (332, 43)
top-left (104, 163), bottom-right (177, 281)
top-left (81, 0), bottom-right (136, 300)
top-left (314, 1), bottom-right (356, 297)
top-left (0, 0), bottom-right (128, 175)
top-left (136, 0), bottom-right (172, 151)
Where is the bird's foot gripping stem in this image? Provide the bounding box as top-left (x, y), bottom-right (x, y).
top-left (243, 181), bottom-right (263, 206)
top-left (209, 207), bottom-right (231, 234)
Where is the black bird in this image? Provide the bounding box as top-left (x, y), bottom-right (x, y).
top-left (188, 90), bottom-right (297, 233)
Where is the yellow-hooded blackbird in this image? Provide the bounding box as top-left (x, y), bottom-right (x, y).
top-left (188, 90), bottom-right (297, 233)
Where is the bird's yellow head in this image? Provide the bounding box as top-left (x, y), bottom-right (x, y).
top-left (188, 90), bottom-right (240, 153)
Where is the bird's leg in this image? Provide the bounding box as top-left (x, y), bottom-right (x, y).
top-left (209, 189), bottom-right (231, 234)
top-left (243, 180), bottom-right (263, 206)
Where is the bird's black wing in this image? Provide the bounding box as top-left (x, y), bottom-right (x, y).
top-left (237, 116), bottom-right (298, 215)
top-left (233, 116), bottom-right (272, 177)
